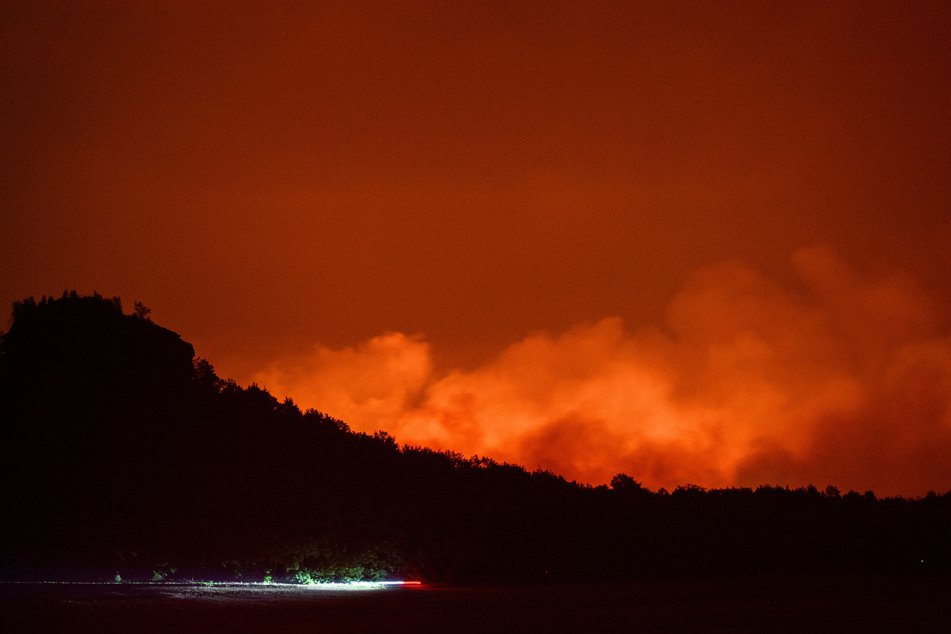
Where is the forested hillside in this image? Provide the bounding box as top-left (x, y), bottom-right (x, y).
top-left (2, 293), bottom-right (949, 583)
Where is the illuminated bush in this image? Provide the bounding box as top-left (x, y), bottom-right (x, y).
top-left (274, 539), bottom-right (401, 584)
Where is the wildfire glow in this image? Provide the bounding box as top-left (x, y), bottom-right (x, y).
top-left (255, 246), bottom-right (951, 497)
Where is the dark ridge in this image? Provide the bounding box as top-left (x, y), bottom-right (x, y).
top-left (2, 292), bottom-right (950, 584)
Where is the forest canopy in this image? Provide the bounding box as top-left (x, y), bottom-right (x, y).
top-left (1, 292), bottom-right (949, 583)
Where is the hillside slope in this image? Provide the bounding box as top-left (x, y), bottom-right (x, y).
top-left (2, 293), bottom-right (949, 583)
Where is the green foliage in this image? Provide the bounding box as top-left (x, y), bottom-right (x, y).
top-left (294, 569), bottom-right (315, 584)
top-left (269, 537), bottom-right (402, 584)
top-left (150, 562), bottom-right (175, 581)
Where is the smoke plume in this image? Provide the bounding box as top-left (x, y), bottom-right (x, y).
top-left (254, 246), bottom-right (951, 496)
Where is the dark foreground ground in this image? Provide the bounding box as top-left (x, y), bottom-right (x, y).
top-left (2, 575), bottom-right (950, 633)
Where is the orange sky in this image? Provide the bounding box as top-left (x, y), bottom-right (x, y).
top-left (3, 2), bottom-right (950, 496)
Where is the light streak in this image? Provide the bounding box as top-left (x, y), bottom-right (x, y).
top-left (1, 580), bottom-right (423, 590)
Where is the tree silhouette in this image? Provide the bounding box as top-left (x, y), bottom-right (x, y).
top-left (2, 292), bottom-right (950, 583)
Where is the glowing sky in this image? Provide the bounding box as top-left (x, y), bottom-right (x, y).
top-left (3, 2), bottom-right (950, 495)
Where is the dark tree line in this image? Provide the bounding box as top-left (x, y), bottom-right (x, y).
top-left (1, 292), bottom-right (949, 583)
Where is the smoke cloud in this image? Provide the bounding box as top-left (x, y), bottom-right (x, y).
top-left (254, 246), bottom-right (951, 496)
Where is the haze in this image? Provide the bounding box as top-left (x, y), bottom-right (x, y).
top-left (3, 1), bottom-right (950, 496)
